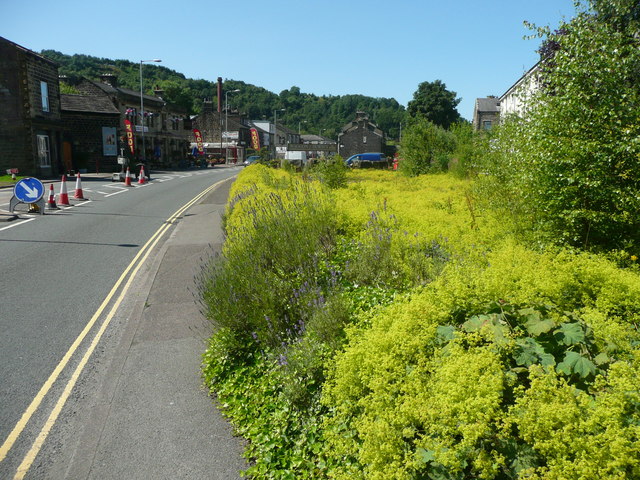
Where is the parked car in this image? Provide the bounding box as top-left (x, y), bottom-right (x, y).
top-left (243, 155), bottom-right (261, 166)
top-left (345, 152), bottom-right (388, 168)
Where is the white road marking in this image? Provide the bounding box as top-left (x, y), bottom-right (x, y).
top-left (0, 218), bottom-right (35, 231)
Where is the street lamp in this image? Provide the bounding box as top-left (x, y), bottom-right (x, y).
top-left (298, 120), bottom-right (307, 135)
top-left (225, 89), bottom-right (240, 164)
top-left (139, 59), bottom-right (161, 164)
top-left (273, 108), bottom-right (285, 158)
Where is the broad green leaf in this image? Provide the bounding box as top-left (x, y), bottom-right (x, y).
top-left (416, 447), bottom-right (435, 465)
top-left (554, 322), bottom-right (585, 345)
top-left (462, 315), bottom-right (488, 332)
top-left (525, 317), bottom-right (556, 336)
top-left (436, 325), bottom-right (455, 342)
top-left (539, 352), bottom-right (556, 367)
top-left (594, 352), bottom-right (610, 365)
top-left (558, 351), bottom-right (596, 378)
top-left (515, 338), bottom-right (545, 367)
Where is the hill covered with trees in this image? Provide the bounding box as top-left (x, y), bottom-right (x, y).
top-left (42, 50), bottom-right (406, 140)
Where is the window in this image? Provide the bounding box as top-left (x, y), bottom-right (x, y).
top-left (37, 135), bottom-right (51, 166)
top-left (40, 81), bottom-right (49, 112)
top-left (483, 120), bottom-right (492, 130)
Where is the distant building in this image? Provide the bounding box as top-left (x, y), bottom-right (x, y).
top-left (338, 111), bottom-right (384, 159)
top-left (299, 134), bottom-right (338, 159)
top-left (192, 100), bottom-right (251, 163)
top-left (472, 97), bottom-right (500, 131)
top-left (0, 36), bottom-right (63, 177)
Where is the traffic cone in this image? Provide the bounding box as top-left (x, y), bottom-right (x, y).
top-left (124, 167), bottom-right (132, 186)
top-left (58, 175), bottom-right (70, 206)
top-left (138, 165), bottom-right (146, 185)
top-left (74, 172), bottom-right (86, 200)
top-left (46, 183), bottom-right (59, 210)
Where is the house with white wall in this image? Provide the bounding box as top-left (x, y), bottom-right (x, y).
top-left (499, 60), bottom-right (542, 118)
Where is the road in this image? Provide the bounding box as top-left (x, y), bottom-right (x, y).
top-left (0, 167), bottom-right (246, 479)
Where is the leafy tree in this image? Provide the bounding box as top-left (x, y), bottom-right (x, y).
top-left (480, 0), bottom-right (640, 250)
top-left (407, 80), bottom-right (461, 129)
top-left (399, 118), bottom-right (456, 176)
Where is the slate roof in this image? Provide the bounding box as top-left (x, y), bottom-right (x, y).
top-left (475, 97), bottom-right (500, 112)
top-left (61, 94), bottom-right (120, 114)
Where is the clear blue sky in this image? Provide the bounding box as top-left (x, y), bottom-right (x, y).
top-left (1, 0), bottom-right (578, 121)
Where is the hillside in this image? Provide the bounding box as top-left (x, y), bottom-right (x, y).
top-left (41, 50), bottom-right (406, 140)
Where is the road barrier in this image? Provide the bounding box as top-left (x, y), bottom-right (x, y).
top-left (57, 175), bottom-right (70, 206)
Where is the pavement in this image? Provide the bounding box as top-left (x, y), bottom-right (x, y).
top-left (33, 174), bottom-right (247, 479)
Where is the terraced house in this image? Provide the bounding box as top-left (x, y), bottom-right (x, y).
top-left (0, 36), bottom-right (64, 177)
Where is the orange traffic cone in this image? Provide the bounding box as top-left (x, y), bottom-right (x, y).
top-left (46, 183), bottom-right (59, 210)
top-left (138, 165), bottom-right (146, 185)
top-left (58, 175), bottom-right (70, 206)
top-left (74, 172), bottom-right (86, 200)
top-left (124, 167), bottom-right (132, 186)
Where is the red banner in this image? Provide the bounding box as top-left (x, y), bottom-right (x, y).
top-left (250, 128), bottom-right (261, 151)
top-left (124, 120), bottom-right (135, 155)
top-left (193, 129), bottom-right (205, 155)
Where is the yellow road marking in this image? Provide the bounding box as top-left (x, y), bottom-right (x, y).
top-left (0, 178), bottom-right (229, 477)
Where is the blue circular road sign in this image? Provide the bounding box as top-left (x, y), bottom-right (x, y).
top-left (14, 177), bottom-right (45, 203)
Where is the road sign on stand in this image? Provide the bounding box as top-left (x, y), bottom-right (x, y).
top-left (10, 177), bottom-right (46, 214)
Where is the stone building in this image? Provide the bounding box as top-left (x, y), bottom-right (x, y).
top-left (70, 75), bottom-right (191, 169)
top-left (337, 111), bottom-right (384, 159)
top-left (472, 97), bottom-right (500, 131)
top-left (0, 36), bottom-right (63, 177)
top-left (191, 100), bottom-right (251, 163)
top-left (60, 94), bottom-right (121, 173)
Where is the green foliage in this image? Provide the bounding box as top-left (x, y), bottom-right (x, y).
top-left (448, 121), bottom-right (491, 178)
top-left (309, 155), bottom-right (347, 189)
top-left (478, 4), bottom-right (640, 251)
top-left (40, 50), bottom-right (406, 138)
top-left (407, 80), bottom-right (461, 129)
top-left (399, 118), bottom-right (456, 176)
top-left (201, 164), bottom-right (640, 480)
top-left (322, 241), bottom-right (640, 479)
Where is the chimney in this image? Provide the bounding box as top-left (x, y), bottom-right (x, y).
top-left (100, 74), bottom-right (118, 88)
top-left (217, 77), bottom-right (222, 113)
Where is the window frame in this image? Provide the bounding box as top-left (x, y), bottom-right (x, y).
top-left (40, 81), bottom-right (50, 112)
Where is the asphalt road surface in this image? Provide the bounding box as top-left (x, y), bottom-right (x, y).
top-left (0, 168), bottom-right (247, 479)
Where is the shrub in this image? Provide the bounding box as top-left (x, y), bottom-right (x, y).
top-left (311, 155), bottom-right (347, 189)
top-left (399, 118), bottom-right (456, 176)
top-left (322, 240), bottom-right (640, 479)
top-left (479, 6), bottom-right (640, 251)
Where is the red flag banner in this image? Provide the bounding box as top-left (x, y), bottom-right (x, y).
top-left (124, 120), bottom-right (135, 155)
top-left (250, 128), bottom-right (261, 150)
top-left (193, 129), bottom-right (205, 155)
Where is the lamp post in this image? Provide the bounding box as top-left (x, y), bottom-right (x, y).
top-left (273, 108), bottom-right (285, 159)
top-left (139, 59), bottom-right (162, 164)
top-left (298, 120), bottom-right (307, 135)
top-left (225, 89), bottom-right (240, 164)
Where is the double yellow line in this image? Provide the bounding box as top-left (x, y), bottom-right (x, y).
top-left (0, 178), bottom-right (228, 479)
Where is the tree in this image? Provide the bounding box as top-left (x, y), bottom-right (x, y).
top-left (481, 0), bottom-right (640, 250)
top-left (399, 118), bottom-right (456, 176)
top-left (407, 80), bottom-right (461, 129)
